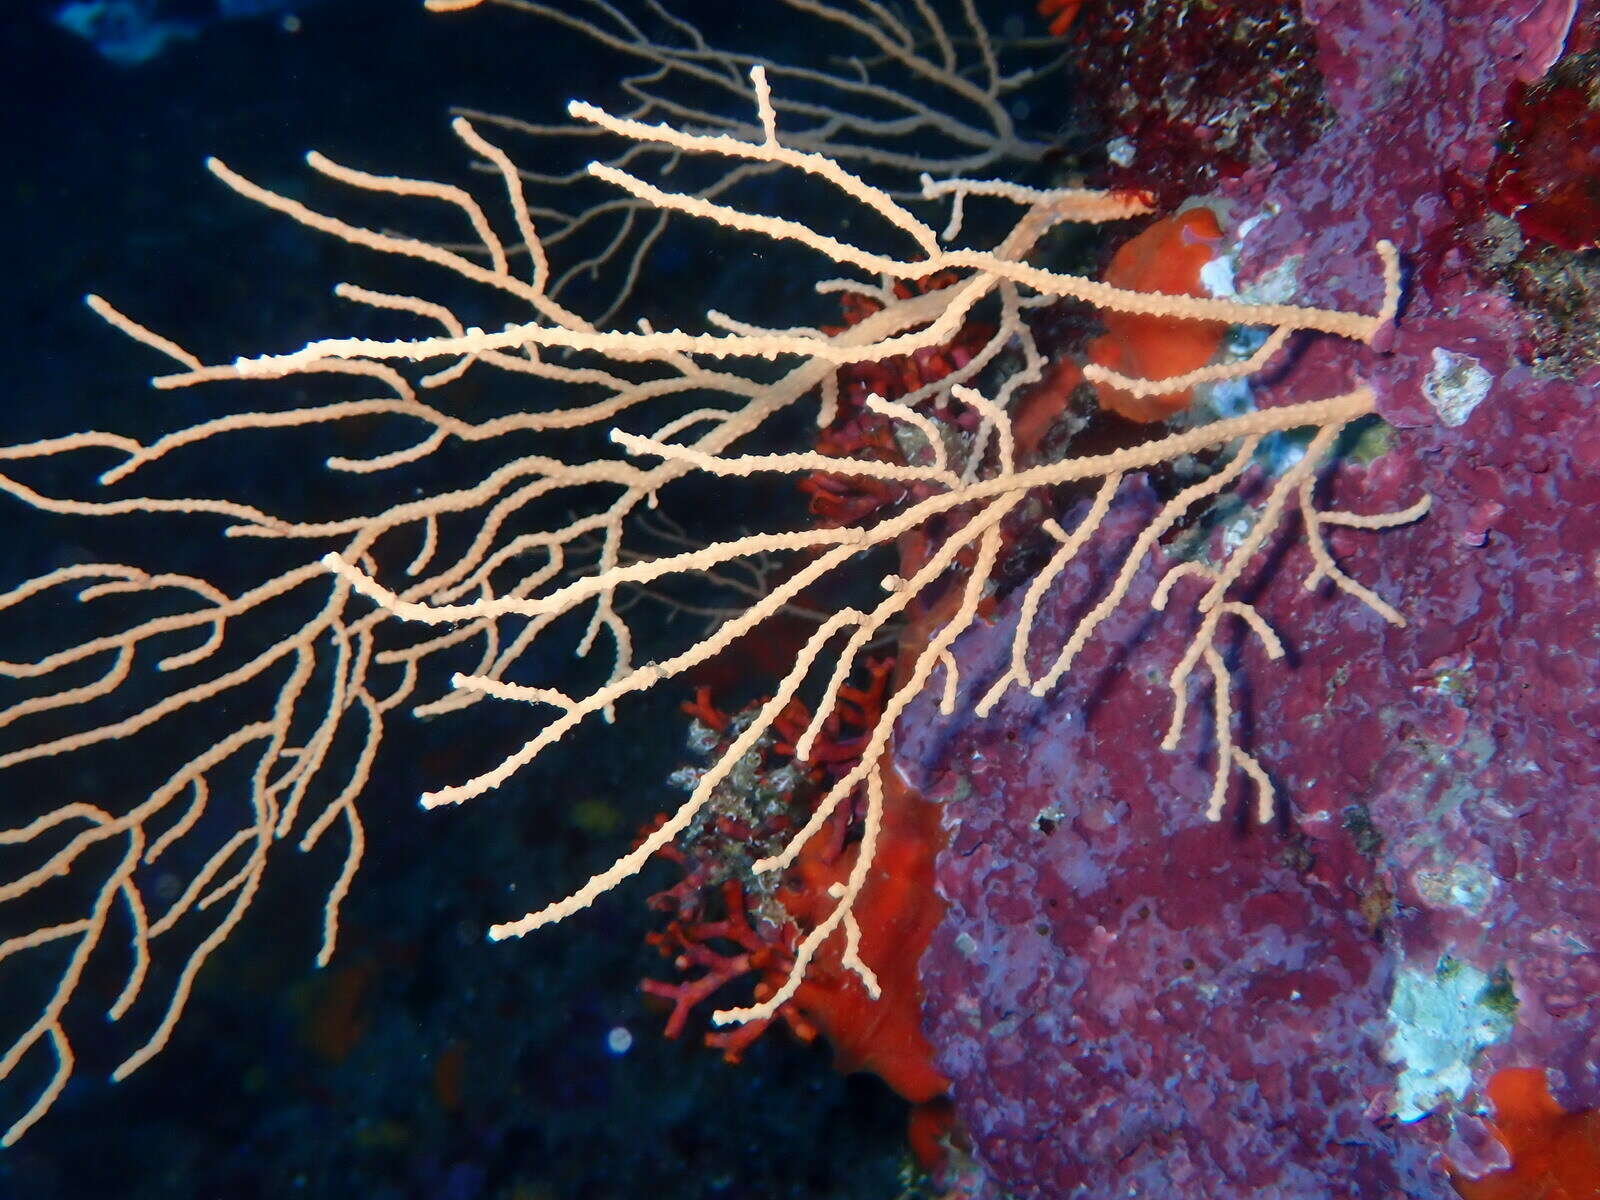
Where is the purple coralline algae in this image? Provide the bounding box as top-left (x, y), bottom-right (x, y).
top-left (901, 0), bottom-right (1600, 1195)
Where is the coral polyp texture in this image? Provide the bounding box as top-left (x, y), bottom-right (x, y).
top-left (1, 0), bottom-right (1596, 1197)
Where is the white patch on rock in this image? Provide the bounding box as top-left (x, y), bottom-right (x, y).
top-left (1199, 252), bottom-right (1236, 298)
top-left (1386, 957), bottom-right (1514, 1122)
top-left (1423, 348), bottom-right (1493, 427)
top-left (1236, 255), bottom-right (1301, 306)
top-left (1413, 859), bottom-right (1497, 914)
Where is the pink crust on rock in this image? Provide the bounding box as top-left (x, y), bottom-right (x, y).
top-left (905, 357), bottom-right (1599, 1195)
top-left (913, 0), bottom-right (1599, 1195)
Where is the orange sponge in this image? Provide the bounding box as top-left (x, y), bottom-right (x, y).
top-left (1451, 1068), bottom-right (1600, 1200)
top-left (1087, 207), bottom-right (1228, 423)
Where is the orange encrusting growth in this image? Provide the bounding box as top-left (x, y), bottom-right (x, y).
top-left (774, 754), bottom-right (948, 1106)
top-left (1451, 1068), bottom-right (1600, 1200)
top-left (768, 750), bottom-right (951, 1171)
top-left (1086, 207), bottom-right (1229, 422)
top-left (1011, 356), bottom-right (1085, 463)
top-left (644, 671), bottom-right (952, 1165)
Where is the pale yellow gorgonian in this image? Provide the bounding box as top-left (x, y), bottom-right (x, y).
top-left (0, 0), bottom-right (1424, 1145)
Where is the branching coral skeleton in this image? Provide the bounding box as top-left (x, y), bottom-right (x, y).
top-left (0, 0), bottom-right (1426, 1147)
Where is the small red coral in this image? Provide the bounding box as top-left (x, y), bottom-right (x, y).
top-left (1036, 0), bottom-right (1085, 36)
top-left (645, 670), bottom-right (946, 1109)
top-left (800, 273), bottom-right (996, 530)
